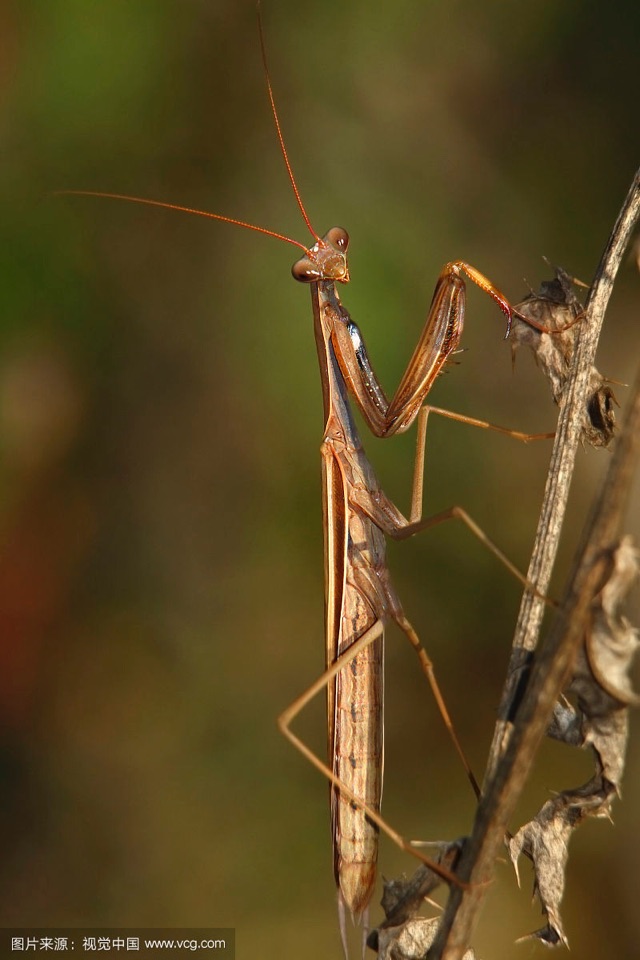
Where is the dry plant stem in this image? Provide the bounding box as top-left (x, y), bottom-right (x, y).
top-left (488, 167), bottom-right (640, 780)
top-left (427, 168), bottom-right (640, 960)
top-left (430, 363), bottom-right (640, 960)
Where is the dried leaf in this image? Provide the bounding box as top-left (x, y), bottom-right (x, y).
top-left (369, 843), bottom-right (469, 958)
top-left (568, 537), bottom-right (640, 788)
top-left (510, 538), bottom-right (639, 945)
top-left (376, 918), bottom-right (476, 960)
top-left (510, 268), bottom-right (617, 447)
top-left (370, 842), bottom-right (462, 934)
top-left (586, 537), bottom-right (640, 706)
top-left (508, 781), bottom-right (614, 948)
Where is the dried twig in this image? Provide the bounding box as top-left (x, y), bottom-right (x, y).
top-left (487, 170), bottom-right (640, 783)
top-left (370, 169), bottom-right (640, 959)
top-left (427, 168), bottom-right (640, 960)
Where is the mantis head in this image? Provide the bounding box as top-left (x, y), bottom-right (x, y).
top-left (292, 227), bottom-right (350, 284)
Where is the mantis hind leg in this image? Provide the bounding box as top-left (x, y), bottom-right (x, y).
top-left (409, 403), bottom-right (554, 524)
top-left (277, 619), bottom-right (465, 888)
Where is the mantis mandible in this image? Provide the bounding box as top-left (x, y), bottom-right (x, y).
top-left (60, 11), bottom-right (561, 954)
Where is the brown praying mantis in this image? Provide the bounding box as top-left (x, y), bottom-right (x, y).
top-left (60, 11), bottom-right (567, 956)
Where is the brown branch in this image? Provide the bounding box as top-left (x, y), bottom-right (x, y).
top-left (487, 169), bottom-right (640, 781)
top-left (426, 167), bottom-right (640, 960)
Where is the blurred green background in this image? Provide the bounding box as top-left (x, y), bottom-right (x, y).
top-left (1, 0), bottom-right (639, 956)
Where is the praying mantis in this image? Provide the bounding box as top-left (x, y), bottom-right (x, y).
top-left (60, 11), bottom-right (563, 955)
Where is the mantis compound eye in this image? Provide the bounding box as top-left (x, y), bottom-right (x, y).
top-left (292, 258), bottom-right (322, 282)
top-left (326, 226), bottom-right (349, 252)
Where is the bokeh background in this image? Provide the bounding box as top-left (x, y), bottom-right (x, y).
top-left (1, 1), bottom-right (639, 957)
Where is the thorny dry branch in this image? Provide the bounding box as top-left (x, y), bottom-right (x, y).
top-left (371, 168), bottom-right (640, 959)
top-left (509, 535), bottom-right (640, 946)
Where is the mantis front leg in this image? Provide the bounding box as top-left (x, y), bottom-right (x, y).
top-left (325, 260), bottom-right (551, 439)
